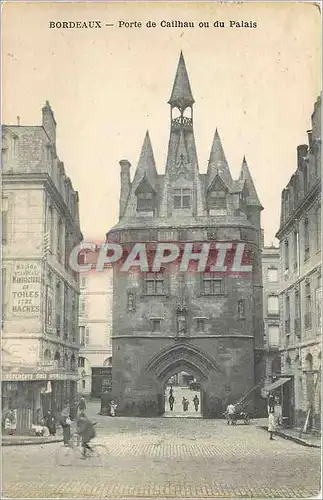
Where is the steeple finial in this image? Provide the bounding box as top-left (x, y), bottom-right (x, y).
top-left (168, 52), bottom-right (195, 109)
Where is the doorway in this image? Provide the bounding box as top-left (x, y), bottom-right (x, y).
top-left (164, 371), bottom-right (202, 418)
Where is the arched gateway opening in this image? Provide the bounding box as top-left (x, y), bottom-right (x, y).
top-left (164, 371), bottom-right (202, 417)
top-left (139, 342), bottom-right (224, 418)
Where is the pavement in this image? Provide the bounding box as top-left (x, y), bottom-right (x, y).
top-left (2, 396), bottom-right (321, 499)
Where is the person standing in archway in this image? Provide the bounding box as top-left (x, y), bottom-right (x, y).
top-left (193, 394), bottom-right (199, 412)
top-left (77, 396), bottom-right (86, 414)
top-left (168, 393), bottom-right (175, 411)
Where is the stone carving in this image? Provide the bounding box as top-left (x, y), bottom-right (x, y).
top-left (177, 307), bottom-right (187, 336)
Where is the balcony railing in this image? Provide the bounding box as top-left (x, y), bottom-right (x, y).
top-left (285, 318), bottom-right (291, 334)
top-left (294, 317), bottom-right (301, 336)
top-left (305, 313), bottom-right (312, 329)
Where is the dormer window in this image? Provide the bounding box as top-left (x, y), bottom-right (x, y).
top-left (137, 191), bottom-right (154, 213)
top-left (174, 188), bottom-right (191, 209)
top-left (208, 189), bottom-right (227, 216)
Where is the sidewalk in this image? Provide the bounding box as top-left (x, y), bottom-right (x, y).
top-left (257, 420), bottom-right (321, 448)
top-left (2, 428), bottom-right (63, 446)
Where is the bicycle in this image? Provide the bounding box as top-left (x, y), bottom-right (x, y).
top-left (56, 431), bottom-right (107, 467)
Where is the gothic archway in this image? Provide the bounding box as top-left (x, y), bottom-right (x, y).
top-left (141, 343), bottom-right (224, 417)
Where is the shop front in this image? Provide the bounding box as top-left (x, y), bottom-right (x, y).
top-left (2, 368), bottom-right (79, 432)
top-left (92, 367), bottom-right (112, 398)
top-left (264, 376), bottom-right (294, 427)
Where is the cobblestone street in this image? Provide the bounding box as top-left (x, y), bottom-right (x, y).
top-left (2, 401), bottom-right (320, 498)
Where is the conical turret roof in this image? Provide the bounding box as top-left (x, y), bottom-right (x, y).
top-left (239, 156), bottom-right (263, 207)
top-left (206, 129), bottom-right (232, 189)
top-left (168, 52), bottom-right (195, 108)
top-left (133, 130), bottom-right (158, 191)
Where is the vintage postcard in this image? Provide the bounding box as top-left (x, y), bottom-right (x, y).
top-left (1, 1), bottom-right (322, 499)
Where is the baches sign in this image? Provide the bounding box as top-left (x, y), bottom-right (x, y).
top-left (11, 262), bottom-right (41, 316)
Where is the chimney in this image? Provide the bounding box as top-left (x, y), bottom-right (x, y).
top-left (307, 130), bottom-right (312, 148)
top-left (17, 116), bottom-right (20, 126)
top-left (42, 100), bottom-right (56, 145)
top-left (297, 144), bottom-right (308, 169)
top-left (119, 159), bottom-right (131, 219)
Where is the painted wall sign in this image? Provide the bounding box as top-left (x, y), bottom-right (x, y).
top-left (11, 262), bottom-right (41, 316)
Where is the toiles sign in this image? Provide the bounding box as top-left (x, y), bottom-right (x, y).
top-left (11, 262), bottom-right (41, 316)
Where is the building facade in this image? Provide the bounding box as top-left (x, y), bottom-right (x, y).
top-left (261, 246), bottom-right (281, 388)
top-left (276, 95), bottom-right (321, 431)
top-left (77, 254), bottom-right (113, 398)
top-left (2, 102), bottom-right (82, 430)
top-left (107, 53), bottom-right (265, 418)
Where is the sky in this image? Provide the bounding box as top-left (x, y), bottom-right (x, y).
top-left (2, 1), bottom-right (321, 246)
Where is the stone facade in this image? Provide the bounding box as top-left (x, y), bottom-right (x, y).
top-left (107, 53), bottom-right (265, 418)
top-left (77, 254), bottom-right (113, 397)
top-left (262, 246), bottom-right (281, 388)
top-left (276, 95), bottom-right (321, 431)
top-left (2, 102), bottom-right (83, 428)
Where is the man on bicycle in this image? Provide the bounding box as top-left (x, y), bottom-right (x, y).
top-left (76, 412), bottom-right (96, 457)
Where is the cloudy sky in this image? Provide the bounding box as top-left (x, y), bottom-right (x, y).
top-left (2, 1), bottom-right (321, 245)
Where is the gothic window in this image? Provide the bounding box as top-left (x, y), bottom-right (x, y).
top-left (151, 319), bottom-right (162, 332)
top-left (137, 191), bottom-right (154, 213)
top-left (202, 273), bottom-right (223, 295)
top-left (208, 190), bottom-right (227, 210)
top-left (174, 188), bottom-right (191, 209)
top-left (144, 272), bottom-right (164, 295)
top-left (304, 217), bottom-right (310, 261)
top-left (237, 299), bottom-right (245, 319)
top-left (78, 356), bottom-right (85, 368)
top-left (196, 318), bottom-right (205, 332)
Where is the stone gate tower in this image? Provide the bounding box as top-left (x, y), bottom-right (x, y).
top-left (107, 53), bottom-right (265, 417)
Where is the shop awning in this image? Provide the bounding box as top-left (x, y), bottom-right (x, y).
top-left (265, 377), bottom-right (291, 392)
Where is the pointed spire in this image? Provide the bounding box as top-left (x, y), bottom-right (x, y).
top-left (239, 156), bottom-right (262, 207)
top-left (206, 129), bottom-right (232, 189)
top-left (168, 51), bottom-right (195, 108)
top-left (133, 130), bottom-right (158, 191)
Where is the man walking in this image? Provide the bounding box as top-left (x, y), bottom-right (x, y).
top-left (168, 393), bottom-right (175, 411)
top-left (193, 394), bottom-right (199, 412)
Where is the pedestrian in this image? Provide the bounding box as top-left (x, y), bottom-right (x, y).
top-left (226, 403), bottom-right (236, 425)
top-left (169, 386), bottom-right (173, 397)
top-left (193, 394), bottom-right (199, 412)
top-left (76, 411), bottom-right (96, 458)
top-left (61, 415), bottom-right (72, 445)
top-left (110, 400), bottom-right (117, 417)
top-left (45, 410), bottom-right (56, 436)
top-left (5, 409), bottom-right (17, 435)
top-left (77, 396), bottom-right (86, 413)
top-left (268, 409), bottom-right (276, 440)
top-left (182, 397), bottom-right (189, 411)
top-left (168, 394), bottom-right (174, 411)
top-left (268, 391), bottom-right (275, 413)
